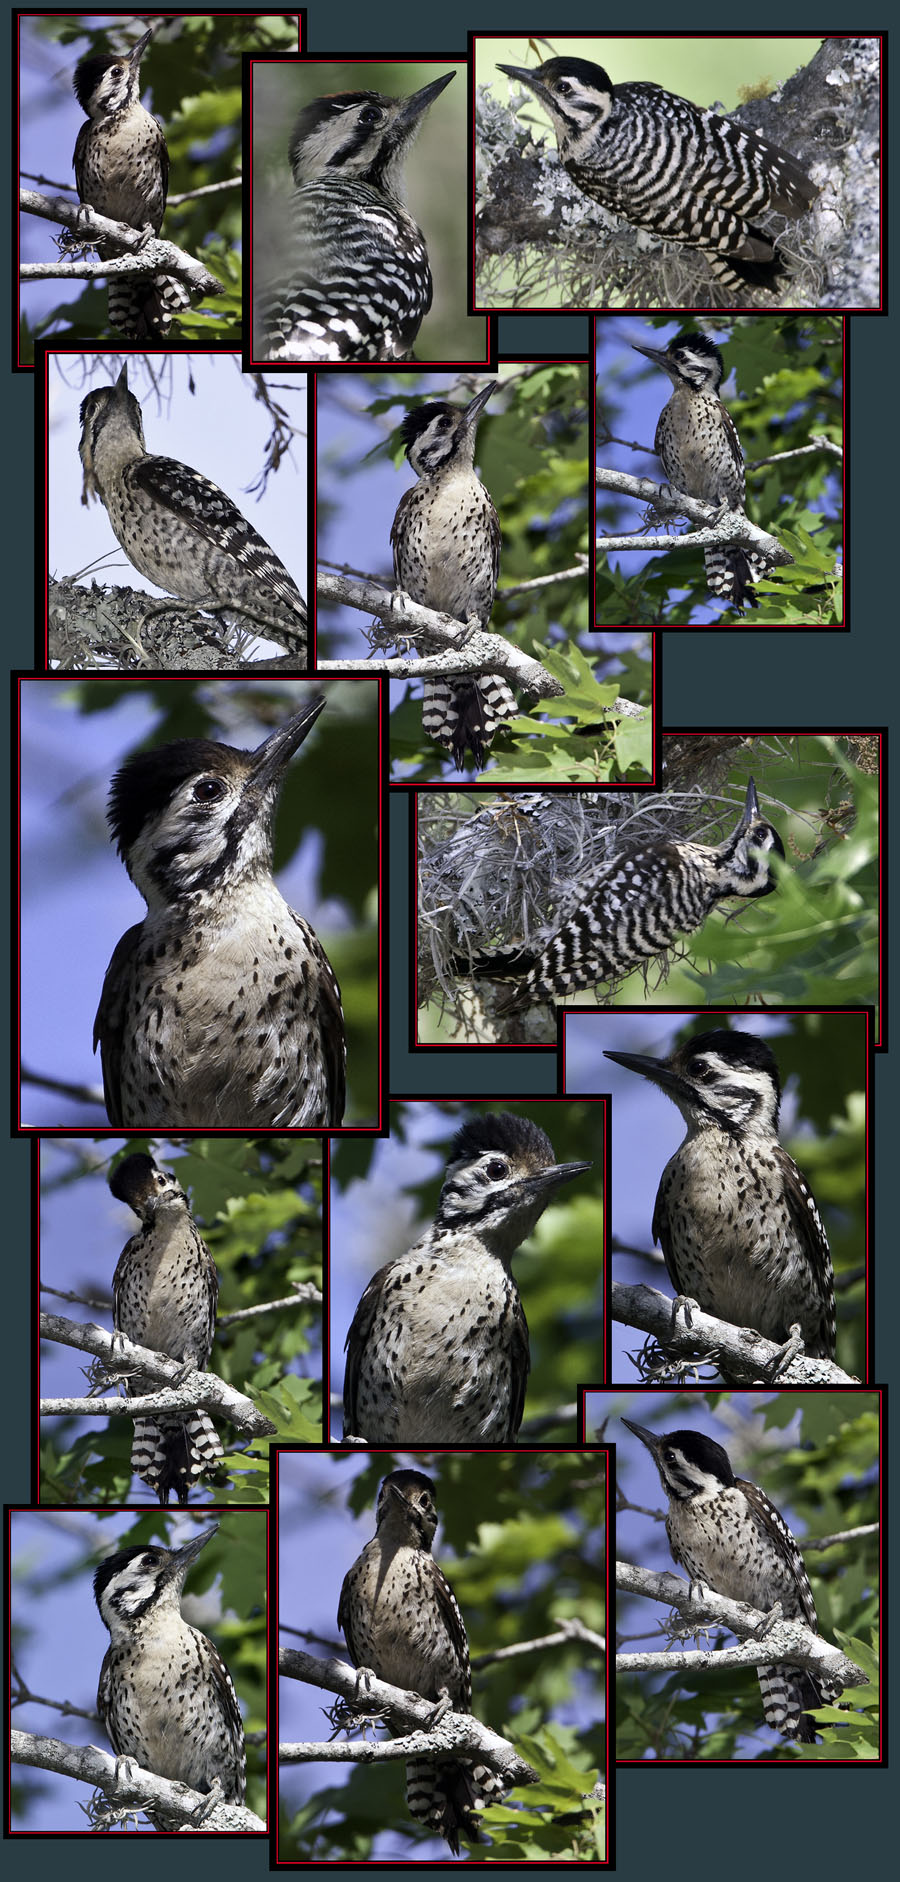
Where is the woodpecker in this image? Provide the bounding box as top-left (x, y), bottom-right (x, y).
top-left (498, 57), bottom-right (816, 300)
top-left (338, 1470), bottom-right (508, 1852)
top-left (78, 364), bottom-right (307, 660)
top-left (94, 1524), bottom-right (246, 1827)
top-left (391, 384), bottom-right (516, 771)
top-left (343, 1111), bottom-right (589, 1443)
top-left (632, 331), bottom-right (767, 609)
top-left (260, 73), bottom-right (454, 361)
top-left (73, 24), bottom-right (190, 340)
top-left (93, 697), bottom-right (346, 1128)
top-left (457, 776), bottom-right (783, 1004)
top-left (605, 1029), bottom-right (836, 1360)
top-left (108, 1153), bottom-right (222, 1505)
top-left (622, 1419), bottom-right (842, 1742)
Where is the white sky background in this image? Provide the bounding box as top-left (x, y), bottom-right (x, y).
top-left (48, 354), bottom-right (308, 660)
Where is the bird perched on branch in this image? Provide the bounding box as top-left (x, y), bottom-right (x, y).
top-left (93, 696), bottom-right (346, 1127)
top-left (73, 23), bottom-right (190, 340)
top-left (622, 1419), bottom-right (843, 1742)
top-left (392, 383), bottom-right (517, 771)
top-left (108, 1152), bottom-right (222, 1505)
top-left (605, 1028), bottom-right (836, 1365)
top-left (78, 363), bottom-right (307, 659)
top-left (498, 55), bottom-right (816, 300)
top-left (632, 330), bottom-right (768, 610)
top-left (94, 1525), bottom-right (246, 1828)
top-left (338, 1470), bottom-right (509, 1852)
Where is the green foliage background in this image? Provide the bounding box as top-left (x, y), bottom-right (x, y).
top-left (318, 364), bottom-right (653, 783)
top-left (614, 1391), bottom-right (879, 1761)
top-left (11, 1509), bottom-right (268, 1828)
top-left (280, 1451), bottom-right (605, 1860)
top-left (598, 318), bottom-right (843, 626)
top-left (40, 1136), bottom-right (324, 1505)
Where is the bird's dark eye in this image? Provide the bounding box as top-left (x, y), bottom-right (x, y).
top-left (486, 1157), bottom-right (509, 1179)
top-left (557, 79), bottom-right (573, 96)
top-left (358, 105), bottom-right (382, 126)
top-left (193, 778), bottom-right (225, 802)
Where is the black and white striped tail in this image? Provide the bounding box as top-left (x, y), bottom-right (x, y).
top-left (108, 275), bottom-right (190, 341)
top-left (422, 675), bottom-right (518, 772)
top-left (131, 1411), bottom-right (224, 1506)
top-left (406, 1753), bottom-right (507, 1856)
top-left (757, 1661), bottom-right (836, 1744)
top-left (704, 543), bottom-right (768, 610)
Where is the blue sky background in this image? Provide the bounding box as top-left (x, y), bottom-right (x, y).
top-left (39, 1137), bottom-right (322, 1503)
top-left (565, 1012), bottom-right (853, 1382)
top-left (19, 677), bottom-right (356, 1128)
top-left (11, 1507), bottom-right (266, 1831)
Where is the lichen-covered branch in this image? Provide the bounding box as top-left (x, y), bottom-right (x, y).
top-left (20, 188), bottom-right (221, 300)
top-left (612, 1280), bottom-right (857, 1384)
top-left (278, 1647), bottom-right (537, 1787)
top-left (39, 1310), bottom-right (277, 1436)
top-left (616, 1562), bottom-right (865, 1693)
top-left (11, 1730), bottom-right (266, 1832)
top-left (316, 569), bottom-right (562, 699)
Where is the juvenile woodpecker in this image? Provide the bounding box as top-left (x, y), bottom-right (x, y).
top-left (338, 1470), bottom-right (508, 1852)
top-left (78, 364), bottom-right (307, 659)
top-left (343, 1111), bottom-right (589, 1442)
top-left (93, 697), bottom-right (346, 1128)
top-left (73, 24), bottom-right (190, 340)
top-left (109, 1153), bottom-right (222, 1505)
top-left (622, 1419), bottom-right (842, 1742)
top-left (605, 1029), bottom-right (836, 1362)
top-left (93, 1525), bottom-right (246, 1827)
top-left (392, 384), bottom-right (517, 771)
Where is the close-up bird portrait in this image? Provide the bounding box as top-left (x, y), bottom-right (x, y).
top-left (19, 678), bottom-right (379, 1130)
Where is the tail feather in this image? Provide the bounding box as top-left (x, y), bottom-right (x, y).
top-left (422, 676), bottom-right (518, 772)
top-left (131, 1412), bottom-right (224, 1506)
top-left (406, 1754), bottom-right (507, 1855)
top-left (108, 275), bottom-right (190, 341)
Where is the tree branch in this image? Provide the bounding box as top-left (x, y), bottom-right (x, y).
top-left (616, 1562), bottom-right (865, 1693)
top-left (278, 1647), bottom-right (537, 1787)
top-left (20, 188), bottom-right (221, 299)
top-left (12, 1730), bottom-right (265, 1832)
top-left (612, 1280), bottom-right (858, 1384)
top-left (315, 570), bottom-right (563, 699)
top-left (39, 1310), bottom-right (278, 1436)
top-left (595, 466), bottom-right (793, 567)
top-left (474, 1618), bottom-right (605, 1666)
